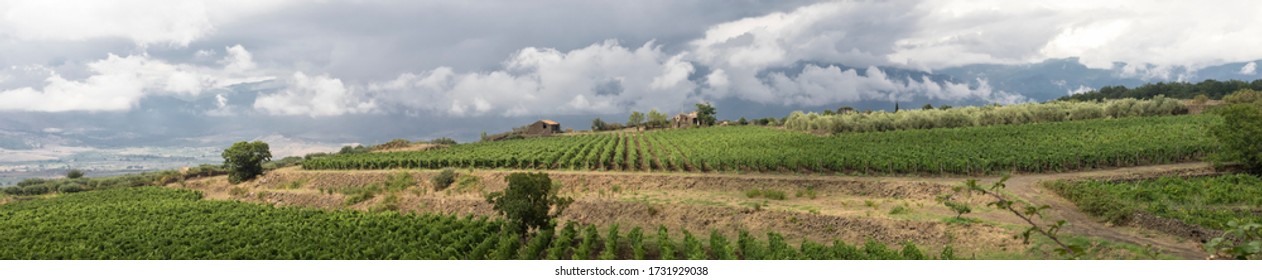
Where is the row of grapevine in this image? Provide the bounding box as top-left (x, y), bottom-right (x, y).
top-left (303, 115), bottom-right (1217, 175)
top-left (0, 187), bottom-right (948, 260)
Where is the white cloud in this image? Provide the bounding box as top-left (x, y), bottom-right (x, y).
top-left (253, 72), bottom-right (376, 117)
top-left (1241, 62), bottom-right (1257, 75)
top-left (0, 47), bottom-right (270, 112)
top-left (0, 0), bottom-right (293, 46)
top-left (369, 40), bottom-right (698, 117)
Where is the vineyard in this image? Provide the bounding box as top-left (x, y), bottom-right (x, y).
top-left (304, 114), bottom-right (1218, 175)
top-left (0, 187), bottom-right (941, 260)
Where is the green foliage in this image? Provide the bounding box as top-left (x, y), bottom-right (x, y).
top-left (340, 185), bottom-right (381, 206)
top-left (647, 109), bottom-right (669, 129)
top-left (1209, 103), bottom-right (1262, 174)
top-left (709, 230), bottom-right (736, 260)
top-left (519, 228), bottom-right (553, 260)
top-left (1044, 175), bottom-right (1262, 230)
top-left (657, 226), bottom-right (675, 260)
top-left (1204, 221), bottom-right (1262, 260)
top-left (1059, 79), bottom-right (1262, 101)
top-left (591, 118), bottom-right (609, 131)
top-left (787, 97), bottom-right (1187, 134)
top-left (339, 145), bottom-right (370, 155)
top-left (599, 224), bottom-right (620, 260)
top-left (628, 227), bottom-right (646, 260)
top-left (900, 242), bottom-right (926, 260)
top-left (222, 141), bottom-right (272, 184)
top-left (744, 188), bottom-right (786, 200)
top-left (384, 172), bottom-right (414, 192)
top-left (546, 222), bottom-right (577, 260)
top-left (937, 188), bottom-right (972, 219)
top-left (65, 169), bottom-right (84, 179)
top-left (737, 230), bottom-right (764, 260)
top-left (683, 230), bottom-right (706, 260)
top-left (303, 115), bottom-right (1215, 176)
top-left (888, 205), bottom-right (909, 215)
top-left (0, 188), bottom-right (936, 259)
top-left (3, 166), bottom-right (226, 196)
top-left (572, 225), bottom-right (598, 260)
top-left (795, 186), bottom-right (817, 199)
top-left (966, 177), bottom-right (1082, 258)
top-left (431, 137), bottom-right (458, 145)
top-left (695, 103), bottom-right (717, 126)
top-left (485, 172), bottom-right (573, 235)
top-left (430, 169), bottom-right (457, 191)
top-left (628, 111), bottom-right (645, 128)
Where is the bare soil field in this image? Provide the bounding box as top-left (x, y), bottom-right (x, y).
top-left (173, 162), bottom-right (1219, 259)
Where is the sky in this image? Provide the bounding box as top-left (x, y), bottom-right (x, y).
top-left (3, 0), bottom-right (1262, 152)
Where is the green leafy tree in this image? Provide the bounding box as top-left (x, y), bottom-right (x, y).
top-left (695, 103), bottom-right (717, 126)
top-left (222, 141), bottom-right (272, 184)
top-left (1209, 104), bottom-right (1262, 174)
top-left (628, 111), bottom-right (645, 128)
top-left (591, 118), bottom-right (608, 131)
top-left (647, 110), bottom-right (668, 128)
top-left (485, 172), bottom-right (574, 235)
top-left (737, 117), bottom-right (748, 125)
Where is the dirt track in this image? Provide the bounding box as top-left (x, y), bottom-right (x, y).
top-left (172, 162), bottom-right (1220, 259)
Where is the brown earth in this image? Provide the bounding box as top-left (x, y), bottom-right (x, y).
top-left (172, 162), bottom-right (1220, 259)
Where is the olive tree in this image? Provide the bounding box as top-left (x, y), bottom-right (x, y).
top-left (222, 141), bottom-right (272, 184)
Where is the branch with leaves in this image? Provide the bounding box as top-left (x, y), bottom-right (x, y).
top-left (963, 176), bottom-right (1083, 258)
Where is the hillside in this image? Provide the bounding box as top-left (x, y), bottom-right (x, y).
top-left (305, 114), bottom-right (1218, 175)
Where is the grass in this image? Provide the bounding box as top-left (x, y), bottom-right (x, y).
top-left (795, 186), bottom-right (817, 199)
top-left (744, 188), bottom-right (787, 200)
top-left (888, 206), bottom-right (910, 215)
top-left (1044, 174), bottom-right (1262, 230)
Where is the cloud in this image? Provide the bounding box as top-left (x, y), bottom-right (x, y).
top-left (1242, 62), bottom-right (1257, 75)
top-left (0, 0), bottom-right (293, 46)
top-left (0, 47), bottom-right (270, 112)
top-left (368, 40), bottom-right (698, 117)
top-left (253, 72), bottom-right (376, 117)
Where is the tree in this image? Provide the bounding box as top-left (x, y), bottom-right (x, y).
top-left (628, 111), bottom-right (645, 128)
top-left (591, 118), bottom-right (608, 131)
top-left (648, 110), bottom-right (668, 129)
top-left (486, 172), bottom-right (574, 235)
top-left (922, 104), bottom-right (934, 110)
top-left (695, 103), bottom-right (717, 126)
top-left (1210, 104), bottom-right (1262, 174)
top-left (65, 169), bottom-right (84, 179)
top-left (222, 141), bottom-right (272, 184)
top-left (737, 117), bottom-right (748, 125)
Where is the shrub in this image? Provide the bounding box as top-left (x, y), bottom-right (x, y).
top-left (66, 169), bottom-right (84, 179)
top-left (431, 137), bottom-right (458, 145)
top-left (1209, 104), bottom-right (1262, 174)
top-left (431, 169), bottom-right (457, 191)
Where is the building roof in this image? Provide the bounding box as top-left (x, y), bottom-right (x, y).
top-left (539, 119), bottom-right (559, 125)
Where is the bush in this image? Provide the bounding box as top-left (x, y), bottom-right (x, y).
top-left (66, 169), bottom-right (84, 179)
top-left (431, 137), bottom-right (458, 145)
top-left (1209, 104), bottom-right (1262, 174)
top-left (431, 169), bottom-right (457, 191)
top-left (222, 141), bottom-right (272, 184)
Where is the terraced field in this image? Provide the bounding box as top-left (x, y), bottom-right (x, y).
top-left (305, 115), bottom-right (1218, 175)
top-left (0, 187), bottom-right (939, 260)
